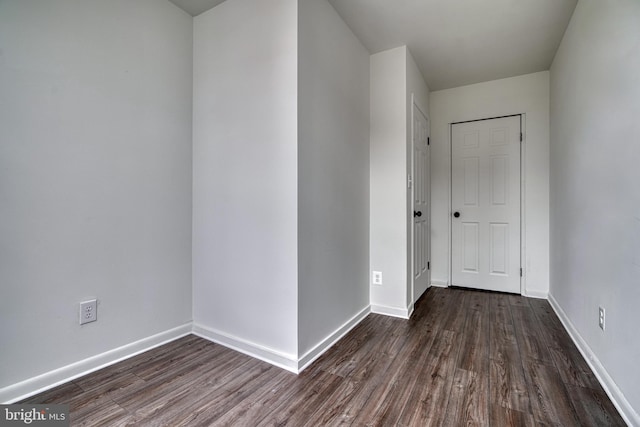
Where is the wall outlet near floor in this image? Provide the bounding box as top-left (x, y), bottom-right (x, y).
top-left (372, 271), bottom-right (382, 285)
top-left (80, 299), bottom-right (98, 325)
top-left (598, 306), bottom-right (605, 331)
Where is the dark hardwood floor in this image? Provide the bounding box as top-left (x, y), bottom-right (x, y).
top-left (22, 287), bottom-right (625, 426)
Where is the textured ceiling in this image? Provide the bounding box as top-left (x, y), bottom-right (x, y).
top-left (328, 0), bottom-right (577, 90)
top-left (168, 0), bottom-right (577, 91)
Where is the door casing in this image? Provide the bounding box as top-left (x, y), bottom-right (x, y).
top-left (448, 114), bottom-right (526, 294)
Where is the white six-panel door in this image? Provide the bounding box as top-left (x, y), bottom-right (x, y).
top-left (451, 115), bottom-right (521, 294)
top-left (412, 102), bottom-right (430, 302)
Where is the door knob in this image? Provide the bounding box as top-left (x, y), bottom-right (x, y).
top-left (453, 211), bottom-right (460, 218)
top-left (414, 211), bottom-right (422, 217)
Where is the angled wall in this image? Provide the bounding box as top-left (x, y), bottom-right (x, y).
top-left (297, 0), bottom-right (371, 364)
top-left (192, 0), bottom-right (299, 367)
top-left (549, 0), bottom-right (640, 423)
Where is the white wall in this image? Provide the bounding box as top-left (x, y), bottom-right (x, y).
top-left (370, 47), bottom-right (408, 315)
top-left (370, 46), bottom-right (430, 317)
top-left (0, 0), bottom-right (193, 394)
top-left (192, 0), bottom-right (299, 362)
top-left (297, 0), bottom-right (370, 358)
top-left (549, 0), bottom-right (640, 422)
top-left (430, 71), bottom-right (550, 297)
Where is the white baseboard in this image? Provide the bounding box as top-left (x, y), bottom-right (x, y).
top-left (190, 307), bottom-right (372, 374)
top-left (192, 323), bottom-right (298, 373)
top-left (0, 323), bottom-right (192, 404)
top-left (522, 289), bottom-right (548, 299)
top-left (430, 280), bottom-right (448, 288)
top-left (298, 306), bottom-right (370, 372)
top-left (3, 308), bottom-right (370, 404)
top-left (371, 304), bottom-right (412, 319)
top-left (548, 294), bottom-right (639, 426)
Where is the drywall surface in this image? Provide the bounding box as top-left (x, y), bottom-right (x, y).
top-left (370, 47), bottom-right (408, 314)
top-left (406, 50), bottom-right (430, 305)
top-left (550, 0), bottom-right (640, 418)
top-left (0, 0), bottom-right (193, 389)
top-left (430, 71), bottom-right (550, 297)
top-left (193, 0), bottom-right (299, 358)
top-left (297, 0), bottom-right (370, 356)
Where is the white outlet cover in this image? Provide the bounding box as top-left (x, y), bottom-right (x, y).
top-left (372, 271), bottom-right (382, 285)
top-left (80, 299), bottom-right (98, 325)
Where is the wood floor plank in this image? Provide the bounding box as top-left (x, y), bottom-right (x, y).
top-left (511, 305), bottom-right (556, 366)
top-left (254, 369), bottom-right (345, 427)
top-left (70, 402), bottom-right (130, 427)
top-left (489, 295), bottom-right (519, 363)
top-left (565, 383), bottom-right (627, 427)
top-left (489, 404), bottom-right (539, 427)
top-left (528, 298), bottom-right (564, 332)
top-left (457, 308), bottom-right (489, 374)
top-left (508, 294), bottom-right (531, 307)
top-left (348, 321), bottom-right (436, 426)
top-left (548, 345), bottom-right (601, 390)
top-left (301, 379), bottom-right (361, 426)
top-left (444, 368), bottom-right (489, 426)
top-left (490, 292), bottom-right (514, 322)
top-left (130, 338), bottom-right (220, 381)
top-left (112, 346), bottom-right (248, 413)
top-left (467, 290), bottom-right (492, 312)
top-left (440, 289), bottom-right (469, 332)
top-left (414, 287), bottom-right (449, 328)
top-left (304, 346), bottom-right (398, 425)
top-left (303, 325), bottom-right (407, 426)
top-left (529, 300), bottom-right (576, 352)
top-left (209, 369), bottom-right (296, 426)
top-left (20, 287), bottom-right (625, 427)
top-left (151, 359), bottom-right (279, 426)
top-left (74, 334), bottom-right (202, 383)
top-left (66, 372), bottom-right (145, 413)
top-left (371, 316), bottom-right (415, 361)
top-left (524, 360), bottom-right (581, 426)
top-left (396, 329), bottom-right (460, 426)
top-left (20, 381), bottom-right (84, 404)
top-left (490, 358), bottom-right (531, 414)
top-left (489, 294), bottom-right (531, 414)
top-left (314, 314), bottom-right (386, 378)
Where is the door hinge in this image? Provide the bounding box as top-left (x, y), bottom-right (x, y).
top-left (428, 261), bottom-right (430, 270)
top-left (520, 268), bottom-right (523, 277)
top-left (407, 174), bottom-right (412, 189)
top-left (427, 137), bottom-right (430, 146)
top-left (520, 132), bottom-right (523, 142)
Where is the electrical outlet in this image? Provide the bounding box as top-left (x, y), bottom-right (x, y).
top-left (598, 306), bottom-right (605, 331)
top-left (372, 271), bottom-right (382, 285)
top-left (80, 299), bottom-right (97, 325)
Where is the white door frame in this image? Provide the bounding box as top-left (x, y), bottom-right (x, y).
top-left (448, 114), bottom-right (526, 294)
